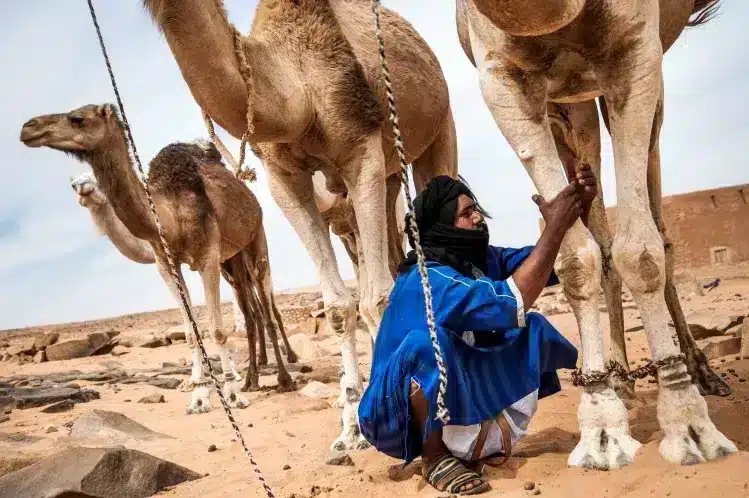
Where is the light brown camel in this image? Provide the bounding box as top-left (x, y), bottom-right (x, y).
top-left (21, 104), bottom-right (295, 413)
top-left (457, 0), bottom-right (736, 469)
top-left (143, 0), bottom-right (457, 450)
top-left (69, 171), bottom-right (293, 377)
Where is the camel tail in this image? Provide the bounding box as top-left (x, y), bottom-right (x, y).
top-left (687, 0), bottom-right (721, 27)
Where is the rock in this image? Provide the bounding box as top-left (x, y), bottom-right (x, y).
top-left (699, 336), bottom-right (742, 359)
top-left (0, 415), bottom-right (8, 424)
top-left (69, 410), bottom-right (173, 443)
top-left (33, 351), bottom-right (46, 364)
top-left (287, 334), bottom-right (322, 361)
top-left (166, 330), bottom-right (186, 342)
top-left (524, 482), bottom-right (536, 491)
top-left (117, 338), bottom-right (133, 348)
top-left (0, 445), bottom-right (202, 497)
top-left (325, 450), bottom-right (354, 466)
top-left (41, 400), bottom-right (75, 413)
top-left (146, 378), bottom-right (181, 390)
top-left (300, 381), bottom-right (339, 399)
top-left (739, 324), bottom-right (749, 359)
top-left (88, 332), bottom-right (117, 356)
top-left (110, 346), bottom-right (130, 357)
top-left (45, 339), bottom-right (93, 362)
top-left (283, 464), bottom-right (291, 470)
top-left (207, 444), bottom-right (217, 453)
top-left (105, 329), bottom-right (121, 338)
top-left (33, 333), bottom-right (59, 351)
top-left (0, 451), bottom-right (43, 479)
top-left (532, 489), bottom-right (542, 496)
top-left (135, 334), bottom-right (170, 349)
top-left (0, 340), bottom-right (9, 349)
top-left (688, 324), bottom-right (723, 341)
top-left (1, 387), bottom-right (99, 410)
top-left (46, 425), bottom-right (58, 433)
top-left (138, 394), bottom-right (165, 404)
top-left (673, 270), bottom-right (705, 298)
top-left (7, 355), bottom-right (21, 365)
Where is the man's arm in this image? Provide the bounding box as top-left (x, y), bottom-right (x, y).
top-left (512, 183), bottom-right (582, 311)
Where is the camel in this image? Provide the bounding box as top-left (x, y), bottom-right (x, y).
top-left (69, 172), bottom-right (249, 334)
top-left (21, 104), bottom-right (297, 413)
top-left (142, 0), bottom-right (457, 450)
top-left (457, 0), bottom-right (736, 469)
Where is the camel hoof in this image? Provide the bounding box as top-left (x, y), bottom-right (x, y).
top-left (276, 376), bottom-right (297, 393)
top-left (694, 368), bottom-right (731, 397)
top-left (286, 350), bottom-right (299, 364)
top-left (241, 378), bottom-right (261, 393)
top-left (331, 432), bottom-right (370, 452)
top-left (332, 393), bottom-right (346, 409)
top-left (658, 384), bottom-right (737, 464)
top-left (568, 386), bottom-right (641, 470)
top-left (185, 386), bottom-right (212, 415)
top-left (223, 381), bottom-right (250, 409)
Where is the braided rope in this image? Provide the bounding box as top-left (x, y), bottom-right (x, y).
top-left (202, 110), bottom-right (257, 183)
top-left (86, 2), bottom-right (274, 496)
top-left (571, 354), bottom-right (687, 387)
top-left (370, 0), bottom-right (450, 423)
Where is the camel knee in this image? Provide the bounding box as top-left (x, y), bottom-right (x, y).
top-left (555, 234), bottom-right (602, 302)
top-left (612, 227), bottom-right (665, 295)
top-left (209, 327), bottom-right (229, 346)
top-left (325, 297), bottom-right (357, 338)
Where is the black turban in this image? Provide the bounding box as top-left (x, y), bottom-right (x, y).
top-left (398, 176), bottom-right (490, 278)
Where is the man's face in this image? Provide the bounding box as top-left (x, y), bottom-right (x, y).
top-left (454, 194), bottom-right (484, 230)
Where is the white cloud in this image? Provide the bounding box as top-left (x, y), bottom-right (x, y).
top-left (0, 1), bottom-right (746, 329)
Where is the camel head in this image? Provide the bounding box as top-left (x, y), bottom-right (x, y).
top-left (70, 173), bottom-right (107, 208)
top-left (20, 104), bottom-right (122, 160)
top-left (470, 0), bottom-right (584, 36)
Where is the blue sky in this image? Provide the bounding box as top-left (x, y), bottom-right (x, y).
top-left (1, 1), bottom-right (746, 330)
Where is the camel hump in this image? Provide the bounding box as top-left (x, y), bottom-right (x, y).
top-left (148, 142), bottom-right (211, 200)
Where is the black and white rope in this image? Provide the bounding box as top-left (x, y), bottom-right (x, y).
top-left (370, 0), bottom-right (450, 424)
top-left (86, 1), bottom-right (274, 496)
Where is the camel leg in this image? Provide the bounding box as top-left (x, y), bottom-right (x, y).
top-left (598, 96), bottom-right (729, 398)
top-left (222, 260), bottom-right (261, 395)
top-left (244, 232), bottom-right (294, 391)
top-left (266, 163), bottom-right (367, 451)
top-left (385, 174), bottom-right (406, 279)
top-left (473, 44), bottom-right (639, 469)
top-left (153, 253), bottom-right (212, 413)
top-left (198, 248), bottom-right (249, 411)
top-left (230, 289), bottom-right (246, 336)
top-left (596, 33), bottom-right (736, 464)
top-left (250, 284), bottom-right (268, 366)
top-left (411, 106), bottom-right (459, 192)
top-left (548, 100), bottom-right (633, 401)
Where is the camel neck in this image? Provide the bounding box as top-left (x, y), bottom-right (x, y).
top-left (87, 136), bottom-right (159, 241)
top-left (144, 0), bottom-right (300, 142)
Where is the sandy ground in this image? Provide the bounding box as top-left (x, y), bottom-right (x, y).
top-left (1, 272), bottom-right (748, 497)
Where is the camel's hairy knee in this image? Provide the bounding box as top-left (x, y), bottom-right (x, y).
top-left (326, 301), bottom-right (355, 337)
top-left (187, 332), bottom-right (197, 348)
top-left (613, 241), bottom-right (664, 294)
top-left (211, 328), bottom-right (228, 345)
top-left (556, 248), bottom-right (599, 301)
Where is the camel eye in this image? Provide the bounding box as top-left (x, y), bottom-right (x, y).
top-left (69, 115), bottom-right (84, 126)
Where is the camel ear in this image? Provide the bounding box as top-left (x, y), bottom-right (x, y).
top-left (99, 104), bottom-right (115, 120)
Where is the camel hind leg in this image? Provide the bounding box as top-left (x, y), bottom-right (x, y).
top-left (222, 261), bottom-right (261, 393)
top-left (598, 96), bottom-right (729, 398)
top-left (547, 100), bottom-right (634, 402)
top-left (244, 230), bottom-right (295, 391)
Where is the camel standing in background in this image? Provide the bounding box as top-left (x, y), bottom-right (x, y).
top-left (458, 0), bottom-right (735, 469)
top-left (21, 104), bottom-right (295, 413)
top-left (142, 0), bottom-right (457, 450)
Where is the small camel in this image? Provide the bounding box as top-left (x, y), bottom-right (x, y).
top-left (69, 172), bottom-right (247, 335)
top-left (68, 171), bottom-right (293, 378)
top-left (21, 104), bottom-right (295, 413)
top-left (457, 0), bottom-right (736, 468)
top-left (143, 0), bottom-right (457, 450)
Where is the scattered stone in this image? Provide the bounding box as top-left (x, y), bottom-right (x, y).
top-left (532, 488), bottom-right (542, 495)
top-left (287, 334), bottom-right (323, 361)
top-left (699, 336), bottom-right (742, 359)
top-left (0, 451), bottom-right (43, 479)
top-left (33, 333), bottom-right (59, 351)
top-left (166, 331), bottom-right (186, 342)
top-left (138, 394), bottom-right (165, 404)
top-left (524, 482), bottom-right (536, 491)
top-left (125, 399), bottom-right (131, 403)
top-left (7, 355), bottom-right (21, 365)
top-left (147, 378), bottom-right (181, 390)
top-left (247, 423), bottom-right (253, 428)
top-left (136, 334), bottom-right (170, 349)
top-left (1, 387), bottom-right (99, 410)
top-left (117, 338), bottom-right (133, 348)
top-left (325, 450), bottom-right (354, 466)
top-left (45, 425), bottom-right (58, 433)
top-left (300, 381), bottom-right (339, 400)
top-left (0, 415), bottom-right (8, 424)
top-left (207, 444), bottom-right (217, 453)
top-left (41, 400), bottom-right (75, 413)
top-left (0, 445), bottom-right (202, 497)
top-left (283, 464), bottom-right (291, 470)
top-left (45, 339), bottom-right (94, 362)
top-left (69, 410), bottom-right (173, 443)
top-left (0, 340), bottom-right (9, 349)
top-left (33, 351), bottom-right (46, 364)
top-left (299, 365), bottom-right (313, 373)
top-left (105, 329), bottom-right (121, 338)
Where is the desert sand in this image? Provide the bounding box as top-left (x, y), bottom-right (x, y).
top-left (1, 266), bottom-right (748, 497)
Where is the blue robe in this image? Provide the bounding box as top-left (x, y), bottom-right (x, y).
top-left (358, 245), bottom-right (578, 463)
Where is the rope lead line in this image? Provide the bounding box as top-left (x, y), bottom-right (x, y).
top-left (85, 1), bottom-right (274, 496)
top-left (370, 0), bottom-right (450, 424)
